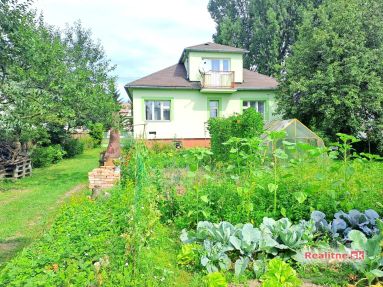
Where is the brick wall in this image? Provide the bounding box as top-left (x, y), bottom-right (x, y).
top-left (88, 166), bottom-right (120, 190)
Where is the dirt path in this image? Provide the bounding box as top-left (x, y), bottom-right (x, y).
top-left (56, 183), bottom-right (87, 204)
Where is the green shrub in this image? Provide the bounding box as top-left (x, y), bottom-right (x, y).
top-left (62, 138), bottom-right (84, 158)
top-left (78, 134), bottom-right (95, 149)
top-left (31, 145), bottom-right (65, 168)
top-left (89, 123), bottom-right (104, 147)
top-left (208, 109), bottom-right (264, 160)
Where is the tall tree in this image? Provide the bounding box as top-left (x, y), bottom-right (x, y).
top-left (0, 1), bottom-right (119, 144)
top-left (277, 0), bottom-right (383, 153)
top-left (208, 0), bottom-right (320, 75)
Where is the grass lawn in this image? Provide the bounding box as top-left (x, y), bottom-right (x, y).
top-left (0, 148), bottom-right (101, 266)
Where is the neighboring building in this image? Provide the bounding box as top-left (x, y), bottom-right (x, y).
top-left (125, 42), bottom-right (279, 147)
top-left (119, 102), bottom-right (133, 133)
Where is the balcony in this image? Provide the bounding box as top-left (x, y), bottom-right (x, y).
top-left (200, 71), bottom-right (237, 93)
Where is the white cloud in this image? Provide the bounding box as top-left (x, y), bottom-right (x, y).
top-left (33, 0), bottom-right (216, 100)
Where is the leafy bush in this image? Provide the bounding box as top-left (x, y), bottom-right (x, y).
top-left (208, 108), bottom-right (264, 160)
top-left (89, 123), bottom-right (104, 147)
top-left (62, 138), bottom-right (84, 158)
top-left (78, 134), bottom-right (95, 149)
top-left (261, 258), bottom-right (301, 287)
top-left (31, 145), bottom-right (66, 167)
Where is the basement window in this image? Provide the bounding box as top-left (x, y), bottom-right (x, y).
top-left (145, 100), bottom-right (171, 121)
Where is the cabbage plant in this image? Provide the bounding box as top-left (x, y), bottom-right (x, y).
top-left (180, 217), bottom-right (315, 276)
top-left (311, 209), bottom-right (381, 241)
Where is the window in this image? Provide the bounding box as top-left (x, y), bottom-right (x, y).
top-left (204, 59), bottom-right (230, 72)
top-left (243, 100), bottom-right (265, 116)
top-left (145, 100), bottom-right (171, 121)
top-left (209, 100), bottom-right (219, 118)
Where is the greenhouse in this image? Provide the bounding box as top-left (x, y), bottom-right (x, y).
top-left (262, 119), bottom-right (325, 149)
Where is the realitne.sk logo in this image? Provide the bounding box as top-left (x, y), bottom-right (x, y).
top-left (295, 248), bottom-right (365, 263)
top-left (304, 250), bottom-right (364, 261)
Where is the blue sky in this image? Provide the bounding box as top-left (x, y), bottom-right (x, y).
top-left (33, 0), bottom-right (216, 100)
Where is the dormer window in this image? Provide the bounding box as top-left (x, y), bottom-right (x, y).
top-left (203, 59), bottom-right (230, 72)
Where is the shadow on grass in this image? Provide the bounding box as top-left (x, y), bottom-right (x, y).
top-left (0, 237), bottom-right (32, 267)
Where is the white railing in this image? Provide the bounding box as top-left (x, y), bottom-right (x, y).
top-left (201, 71), bottom-right (235, 89)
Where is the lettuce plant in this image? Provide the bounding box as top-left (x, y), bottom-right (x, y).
top-left (260, 258), bottom-right (301, 287)
top-left (203, 272), bottom-right (228, 287)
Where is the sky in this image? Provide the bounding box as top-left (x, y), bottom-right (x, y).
top-left (33, 0), bottom-right (216, 100)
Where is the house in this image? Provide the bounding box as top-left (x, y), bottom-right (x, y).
top-left (125, 42), bottom-right (279, 147)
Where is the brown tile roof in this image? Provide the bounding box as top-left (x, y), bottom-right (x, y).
top-left (125, 63), bottom-right (278, 91)
top-left (238, 69), bottom-right (278, 89)
top-left (184, 42), bottom-right (248, 53)
top-left (125, 64), bottom-right (199, 89)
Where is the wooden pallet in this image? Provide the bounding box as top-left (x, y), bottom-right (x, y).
top-left (0, 164), bottom-right (5, 179)
top-left (0, 158), bottom-right (32, 179)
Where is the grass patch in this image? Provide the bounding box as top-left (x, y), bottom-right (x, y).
top-left (0, 148), bottom-right (101, 266)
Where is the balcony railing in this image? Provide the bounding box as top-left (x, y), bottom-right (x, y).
top-left (201, 71), bottom-right (235, 89)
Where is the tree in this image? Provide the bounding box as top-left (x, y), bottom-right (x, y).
top-left (208, 0), bottom-right (321, 75)
top-left (277, 0), bottom-right (383, 153)
top-left (0, 1), bottom-right (120, 145)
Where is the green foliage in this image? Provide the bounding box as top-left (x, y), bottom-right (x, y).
top-left (177, 243), bottom-right (202, 267)
top-left (204, 272), bottom-right (228, 287)
top-left (277, 0), bottom-right (383, 154)
top-left (61, 138), bottom-right (84, 158)
top-left (348, 225), bottom-right (383, 285)
top-left (208, 109), bottom-right (264, 160)
top-left (31, 145), bottom-right (66, 167)
top-left (208, 0), bottom-right (320, 75)
top-left (89, 123), bottom-right (105, 147)
top-left (0, 1), bottom-right (120, 144)
top-left (180, 218), bottom-right (314, 275)
top-left (0, 187), bottom-right (129, 286)
top-left (77, 134), bottom-right (95, 149)
top-left (260, 258), bottom-right (301, 287)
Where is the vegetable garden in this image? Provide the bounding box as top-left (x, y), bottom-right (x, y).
top-left (1, 111), bottom-right (382, 286)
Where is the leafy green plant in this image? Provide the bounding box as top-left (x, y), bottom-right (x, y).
top-left (204, 272), bottom-right (228, 287)
top-left (311, 209), bottom-right (381, 241)
top-left (62, 138), bottom-right (84, 158)
top-left (181, 218), bottom-right (314, 275)
top-left (177, 243), bottom-right (201, 267)
top-left (260, 258), bottom-right (301, 287)
top-left (31, 144), bottom-right (66, 167)
top-left (208, 108), bottom-right (264, 161)
top-left (89, 123), bottom-right (105, 147)
top-left (348, 223), bottom-right (383, 286)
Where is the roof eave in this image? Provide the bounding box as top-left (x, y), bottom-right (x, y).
top-left (124, 85), bottom-right (199, 90)
top-left (179, 48), bottom-right (249, 63)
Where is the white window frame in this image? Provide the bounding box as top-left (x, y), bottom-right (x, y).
top-left (243, 100), bottom-right (266, 117)
top-left (209, 100), bottom-right (219, 118)
top-left (203, 58), bottom-right (231, 72)
top-left (145, 100), bottom-right (171, 121)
